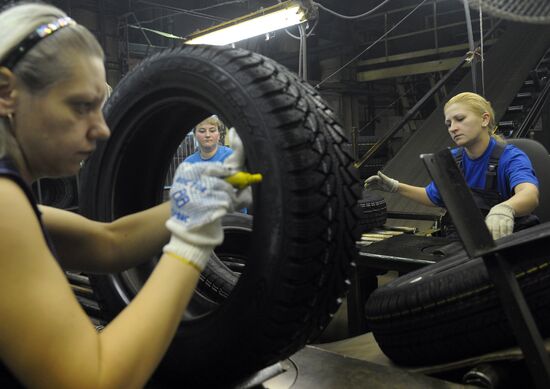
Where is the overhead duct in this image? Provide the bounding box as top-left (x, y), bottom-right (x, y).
top-left (468, 0), bottom-right (550, 24)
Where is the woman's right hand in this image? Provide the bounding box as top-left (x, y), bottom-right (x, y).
top-left (364, 171), bottom-right (399, 193)
top-left (163, 162), bottom-right (237, 272)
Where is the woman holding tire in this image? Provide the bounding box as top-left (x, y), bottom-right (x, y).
top-left (365, 92), bottom-right (539, 240)
top-left (0, 3), bottom-right (249, 387)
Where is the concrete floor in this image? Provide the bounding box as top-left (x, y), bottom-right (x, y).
top-left (315, 271), bottom-right (398, 344)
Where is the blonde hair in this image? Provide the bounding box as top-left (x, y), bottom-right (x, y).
top-left (0, 2), bottom-right (104, 160)
top-left (194, 115), bottom-right (223, 133)
top-left (444, 92), bottom-right (503, 141)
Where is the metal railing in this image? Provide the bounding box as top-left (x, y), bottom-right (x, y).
top-left (354, 20), bottom-right (502, 169)
top-left (515, 78), bottom-right (550, 139)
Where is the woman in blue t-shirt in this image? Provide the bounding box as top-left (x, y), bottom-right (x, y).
top-left (184, 115), bottom-right (233, 163)
top-left (364, 92), bottom-right (540, 240)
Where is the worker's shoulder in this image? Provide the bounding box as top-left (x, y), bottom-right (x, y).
top-left (502, 142), bottom-right (530, 160)
top-left (0, 177), bottom-right (44, 241)
top-left (219, 145), bottom-right (233, 153)
top-left (0, 176), bottom-right (38, 218)
top-left (183, 151), bottom-right (201, 163)
top-left (0, 174), bottom-right (28, 199)
top-left (219, 145), bottom-right (233, 156)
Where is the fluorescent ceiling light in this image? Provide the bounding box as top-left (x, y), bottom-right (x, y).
top-left (185, 1), bottom-right (309, 46)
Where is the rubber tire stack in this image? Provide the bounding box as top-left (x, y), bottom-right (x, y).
top-left (365, 223), bottom-right (550, 366)
top-left (358, 191), bottom-right (387, 231)
top-left (79, 45), bottom-right (362, 386)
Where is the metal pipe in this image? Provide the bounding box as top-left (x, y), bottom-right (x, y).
top-left (463, 0), bottom-right (477, 93)
top-left (354, 19), bottom-right (502, 168)
top-left (299, 23), bottom-right (308, 80)
top-left (354, 55), bottom-right (468, 168)
top-left (351, 126), bottom-right (358, 160)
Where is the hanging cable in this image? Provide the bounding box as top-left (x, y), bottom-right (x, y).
top-left (134, 0), bottom-right (246, 25)
top-left (285, 18), bottom-right (318, 40)
top-left (479, 1), bottom-right (486, 97)
top-left (316, 0), bottom-right (428, 88)
top-left (133, 0), bottom-right (226, 24)
top-left (314, 0), bottom-right (392, 20)
top-left (299, 23), bottom-right (308, 80)
top-left (128, 24), bottom-right (184, 40)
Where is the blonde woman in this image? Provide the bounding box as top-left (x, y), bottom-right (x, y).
top-left (0, 2), bottom-right (246, 387)
top-left (365, 92), bottom-right (539, 240)
top-left (185, 115), bottom-right (233, 163)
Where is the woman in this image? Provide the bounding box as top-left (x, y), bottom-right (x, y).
top-left (185, 115), bottom-right (233, 163)
top-left (0, 3), bottom-right (246, 387)
top-left (365, 92), bottom-right (539, 240)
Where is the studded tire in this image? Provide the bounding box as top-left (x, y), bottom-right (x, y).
top-left (79, 45), bottom-right (361, 386)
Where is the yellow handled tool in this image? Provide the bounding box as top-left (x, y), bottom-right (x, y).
top-left (225, 171), bottom-right (263, 189)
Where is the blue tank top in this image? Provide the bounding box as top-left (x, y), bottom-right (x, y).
top-left (0, 156), bottom-right (58, 386)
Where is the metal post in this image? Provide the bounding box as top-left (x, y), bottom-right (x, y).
top-left (483, 252), bottom-right (550, 389)
top-left (351, 126), bottom-right (358, 160)
top-left (421, 149), bottom-right (550, 389)
top-left (463, 0), bottom-right (477, 92)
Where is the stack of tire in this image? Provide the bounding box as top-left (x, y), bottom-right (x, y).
top-left (358, 190), bottom-right (387, 232)
top-left (79, 45), bottom-right (362, 386)
top-left (365, 223), bottom-right (550, 366)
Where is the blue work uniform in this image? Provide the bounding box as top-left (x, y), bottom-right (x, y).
top-left (425, 138), bottom-right (539, 237)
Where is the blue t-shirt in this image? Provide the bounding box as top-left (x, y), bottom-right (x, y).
top-left (425, 138), bottom-right (539, 207)
top-left (184, 145), bottom-right (233, 163)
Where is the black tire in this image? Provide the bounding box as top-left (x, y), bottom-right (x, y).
top-left (358, 191), bottom-right (387, 230)
top-left (199, 212), bottom-right (252, 301)
top-left (79, 45), bottom-right (360, 386)
top-left (262, 60), bottom-right (363, 340)
top-left (88, 213), bottom-right (251, 318)
top-left (33, 177), bottom-right (76, 209)
top-left (365, 223), bottom-right (550, 366)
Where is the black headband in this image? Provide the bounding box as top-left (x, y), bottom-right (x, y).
top-left (1, 16), bottom-right (76, 70)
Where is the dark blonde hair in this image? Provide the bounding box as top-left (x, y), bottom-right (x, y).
top-left (0, 3), bottom-right (104, 160)
top-left (444, 92), bottom-right (502, 140)
top-left (194, 115), bottom-right (223, 133)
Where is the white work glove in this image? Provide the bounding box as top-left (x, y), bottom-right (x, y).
top-left (364, 171), bottom-right (399, 193)
top-left (163, 162), bottom-right (237, 271)
top-left (224, 128), bottom-right (253, 210)
top-left (485, 203), bottom-right (515, 240)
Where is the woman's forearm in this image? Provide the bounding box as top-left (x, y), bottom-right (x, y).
top-left (97, 256), bottom-right (199, 388)
top-left (105, 202), bottom-right (171, 271)
top-left (41, 202), bottom-right (170, 273)
top-left (502, 183), bottom-right (539, 217)
top-left (397, 183), bottom-right (436, 207)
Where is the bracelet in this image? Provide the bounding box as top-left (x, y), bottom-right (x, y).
top-left (164, 252), bottom-right (203, 273)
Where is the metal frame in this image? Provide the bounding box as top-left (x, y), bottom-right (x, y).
top-left (353, 19), bottom-right (502, 169)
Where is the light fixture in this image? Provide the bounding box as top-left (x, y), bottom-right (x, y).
top-left (184, 0), bottom-right (315, 46)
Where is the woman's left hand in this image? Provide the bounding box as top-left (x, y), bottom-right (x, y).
top-left (485, 203), bottom-right (515, 240)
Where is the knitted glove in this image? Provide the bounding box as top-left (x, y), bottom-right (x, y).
top-left (364, 171), bottom-right (399, 193)
top-left (224, 128), bottom-right (252, 210)
top-left (163, 162), bottom-right (236, 271)
top-left (485, 203), bottom-right (515, 240)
